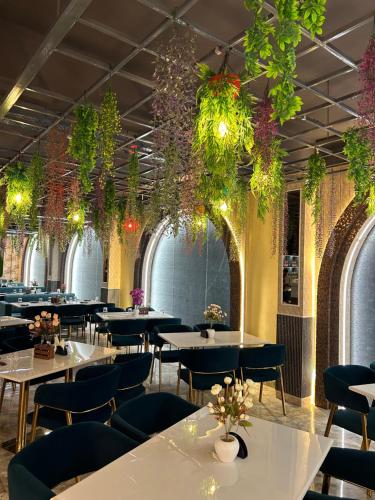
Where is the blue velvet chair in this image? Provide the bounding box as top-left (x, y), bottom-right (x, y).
top-left (91, 305), bottom-right (122, 344)
top-left (111, 392), bottom-right (199, 443)
top-left (108, 319), bottom-right (148, 350)
top-left (27, 364), bottom-right (121, 440)
top-left (8, 422), bottom-right (138, 500)
top-left (145, 317), bottom-right (182, 346)
top-left (323, 365), bottom-right (375, 449)
top-left (114, 352), bottom-right (152, 405)
top-left (370, 361), bottom-right (375, 372)
top-left (59, 305), bottom-right (88, 339)
top-left (304, 447), bottom-right (375, 499)
top-left (151, 324), bottom-right (194, 391)
top-left (238, 344), bottom-right (286, 416)
top-left (194, 323), bottom-right (231, 331)
top-left (179, 347), bottom-right (239, 404)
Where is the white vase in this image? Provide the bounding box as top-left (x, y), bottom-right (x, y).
top-left (207, 328), bottom-right (215, 338)
top-left (134, 308), bottom-right (139, 316)
top-left (214, 435), bottom-right (239, 463)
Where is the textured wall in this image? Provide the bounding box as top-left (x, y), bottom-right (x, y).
top-left (71, 237), bottom-right (103, 300)
top-left (150, 221), bottom-right (231, 327)
top-left (29, 244), bottom-right (46, 286)
top-left (351, 223), bottom-right (375, 365)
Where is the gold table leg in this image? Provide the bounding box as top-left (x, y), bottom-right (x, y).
top-left (16, 381), bottom-right (30, 452)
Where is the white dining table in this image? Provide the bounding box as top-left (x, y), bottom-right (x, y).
top-left (10, 300), bottom-right (104, 309)
top-left (0, 316), bottom-right (32, 329)
top-left (53, 407), bottom-right (333, 500)
top-left (96, 311), bottom-right (174, 321)
top-left (158, 331), bottom-right (273, 349)
top-left (0, 341), bottom-right (119, 451)
top-left (349, 383), bottom-right (375, 406)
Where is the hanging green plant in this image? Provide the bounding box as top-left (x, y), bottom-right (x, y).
top-left (66, 178), bottom-right (86, 240)
top-left (116, 195), bottom-right (127, 242)
top-left (250, 138), bottom-right (286, 219)
top-left (303, 150), bottom-right (327, 224)
top-left (343, 127), bottom-right (374, 208)
top-left (193, 63), bottom-right (254, 211)
top-left (1, 162), bottom-right (32, 228)
top-left (126, 145), bottom-right (141, 222)
top-left (68, 103), bottom-right (98, 194)
top-left (29, 151), bottom-right (45, 230)
top-left (98, 87), bottom-right (122, 183)
top-left (243, 0), bottom-right (326, 124)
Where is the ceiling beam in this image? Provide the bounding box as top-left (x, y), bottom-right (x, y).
top-left (0, 0), bottom-right (93, 118)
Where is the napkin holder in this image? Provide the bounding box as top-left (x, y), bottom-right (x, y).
top-left (139, 307), bottom-right (149, 315)
top-left (55, 346), bottom-right (68, 356)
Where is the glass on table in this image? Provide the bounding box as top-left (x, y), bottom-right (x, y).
top-left (18, 297), bottom-right (22, 303)
top-left (39, 297), bottom-right (43, 303)
top-left (103, 307), bottom-right (108, 313)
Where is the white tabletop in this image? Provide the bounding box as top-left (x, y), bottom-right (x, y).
top-left (0, 316), bottom-right (32, 328)
top-left (54, 408), bottom-right (332, 500)
top-left (97, 311), bottom-right (173, 321)
top-left (349, 383), bottom-right (375, 405)
top-left (159, 331), bottom-right (272, 349)
top-left (11, 300), bottom-right (103, 309)
top-left (0, 341), bottom-right (118, 383)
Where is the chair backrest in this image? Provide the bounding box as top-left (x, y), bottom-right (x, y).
top-left (323, 365), bottom-right (375, 413)
top-left (145, 317), bottom-right (181, 332)
top-left (21, 306), bottom-right (56, 320)
top-left (59, 305), bottom-right (87, 317)
top-left (180, 347), bottom-right (239, 374)
top-left (194, 323), bottom-right (231, 331)
top-left (153, 324), bottom-right (193, 347)
top-left (2, 336), bottom-right (39, 352)
top-left (114, 352), bottom-right (153, 390)
top-left (239, 344), bottom-right (285, 369)
top-left (8, 422), bottom-right (138, 500)
top-left (108, 307), bottom-right (125, 313)
top-left (108, 319), bottom-right (148, 336)
top-left (112, 393), bottom-right (199, 442)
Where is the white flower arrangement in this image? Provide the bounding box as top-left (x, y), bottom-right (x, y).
top-left (204, 304), bottom-right (227, 323)
top-left (208, 377), bottom-right (257, 439)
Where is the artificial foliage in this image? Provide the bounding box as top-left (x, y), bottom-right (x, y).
top-left (43, 128), bottom-right (69, 249)
top-left (66, 178), bottom-right (85, 240)
top-left (126, 146), bottom-right (141, 224)
top-left (68, 103), bottom-right (98, 194)
top-left (116, 195), bottom-right (127, 242)
top-left (92, 177), bottom-right (116, 251)
top-left (193, 63), bottom-right (254, 213)
top-left (144, 179), bottom-right (162, 232)
top-left (303, 150), bottom-right (327, 224)
top-left (343, 127), bottom-right (375, 213)
top-left (98, 87), bottom-right (122, 183)
top-left (1, 162), bottom-right (32, 229)
top-left (358, 33), bottom-right (375, 150)
top-left (29, 151), bottom-right (45, 230)
top-left (244, 0), bottom-right (327, 123)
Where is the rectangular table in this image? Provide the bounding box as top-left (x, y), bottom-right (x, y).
top-left (0, 316), bottom-right (32, 329)
top-left (0, 341), bottom-right (118, 451)
top-left (54, 407), bottom-right (332, 500)
top-left (96, 311), bottom-right (173, 321)
top-left (349, 383), bottom-right (375, 406)
top-left (159, 331), bottom-right (273, 349)
top-left (11, 300), bottom-right (103, 310)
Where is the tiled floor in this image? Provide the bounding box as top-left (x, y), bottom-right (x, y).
top-left (0, 334), bottom-right (369, 499)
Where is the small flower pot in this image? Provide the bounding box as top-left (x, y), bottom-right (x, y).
top-left (207, 329), bottom-right (215, 339)
top-left (214, 434), bottom-right (239, 463)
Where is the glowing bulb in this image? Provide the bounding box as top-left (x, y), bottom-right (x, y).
top-left (15, 193), bottom-right (22, 204)
top-left (220, 201), bottom-right (228, 212)
top-left (218, 121), bottom-right (228, 138)
top-left (197, 220), bottom-right (203, 227)
top-left (128, 223), bottom-right (133, 229)
top-left (72, 213), bottom-right (80, 222)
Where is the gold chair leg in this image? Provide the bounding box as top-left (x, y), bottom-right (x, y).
top-left (279, 366), bottom-right (286, 416)
top-left (30, 403), bottom-right (40, 443)
top-left (361, 414), bottom-right (369, 450)
top-left (110, 398), bottom-right (116, 413)
top-left (322, 474), bottom-right (331, 494)
top-left (0, 380), bottom-right (6, 412)
top-left (65, 411), bottom-right (73, 425)
top-left (176, 362), bottom-right (181, 396)
top-left (188, 371), bottom-right (193, 402)
top-left (259, 382), bottom-right (263, 402)
top-left (324, 404), bottom-right (337, 437)
top-left (158, 347), bottom-right (162, 392)
top-left (150, 347), bottom-right (155, 385)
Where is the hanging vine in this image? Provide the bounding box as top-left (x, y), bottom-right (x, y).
top-left (98, 87), bottom-right (122, 184)
top-left (68, 103), bottom-right (98, 194)
top-left (1, 162), bottom-right (32, 230)
top-left (125, 146), bottom-right (141, 224)
top-left (358, 31), bottom-right (375, 150)
top-left (303, 150), bottom-right (327, 224)
top-left (66, 178), bottom-right (86, 240)
top-left (92, 177), bottom-right (116, 252)
top-left (29, 151), bottom-right (45, 231)
top-left (116, 195), bottom-right (127, 242)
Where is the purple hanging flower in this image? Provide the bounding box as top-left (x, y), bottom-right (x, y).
top-left (130, 288), bottom-right (144, 306)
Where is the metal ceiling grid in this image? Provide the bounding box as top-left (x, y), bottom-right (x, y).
top-left (0, 0), bottom-right (373, 190)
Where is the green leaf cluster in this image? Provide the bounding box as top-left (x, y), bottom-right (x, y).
top-left (29, 151), bottom-right (45, 230)
top-left (67, 199), bottom-right (86, 240)
top-left (68, 104), bottom-right (98, 194)
top-left (343, 127), bottom-right (375, 212)
top-left (116, 195), bottom-right (127, 242)
top-left (303, 151), bottom-right (326, 224)
top-left (98, 87), bottom-right (122, 179)
top-left (300, 0), bottom-right (327, 38)
top-left (1, 162), bottom-right (32, 228)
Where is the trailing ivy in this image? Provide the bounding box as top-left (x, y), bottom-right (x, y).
top-left (1, 162), bottom-right (32, 229)
top-left (116, 195), bottom-right (127, 242)
top-left (29, 151), bottom-right (45, 230)
top-left (126, 146), bottom-right (141, 221)
top-left (303, 150), bottom-right (327, 224)
top-left (68, 104), bottom-right (98, 194)
top-left (343, 127), bottom-right (375, 211)
top-left (98, 87), bottom-right (122, 183)
top-left (300, 0), bottom-right (327, 38)
top-left (67, 199), bottom-right (86, 240)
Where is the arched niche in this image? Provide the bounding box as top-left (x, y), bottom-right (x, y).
top-left (23, 235), bottom-right (47, 287)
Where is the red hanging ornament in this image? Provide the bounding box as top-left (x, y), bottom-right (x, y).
top-left (123, 216), bottom-right (139, 234)
top-left (209, 72), bottom-right (241, 98)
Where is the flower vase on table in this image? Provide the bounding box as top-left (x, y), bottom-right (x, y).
top-left (130, 288), bottom-right (144, 316)
top-left (203, 304), bottom-right (227, 338)
top-left (209, 377), bottom-right (257, 463)
top-left (29, 311), bottom-right (60, 360)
